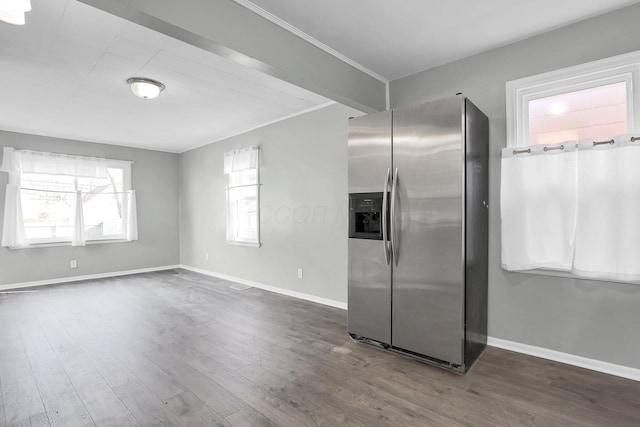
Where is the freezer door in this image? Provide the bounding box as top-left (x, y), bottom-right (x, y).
top-left (348, 111), bottom-right (392, 344)
top-left (348, 238), bottom-right (391, 343)
top-left (391, 96), bottom-right (465, 365)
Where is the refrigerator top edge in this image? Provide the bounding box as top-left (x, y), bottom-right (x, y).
top-left (369, 93), bottom-right (467, 115)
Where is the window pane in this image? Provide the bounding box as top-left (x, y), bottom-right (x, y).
top-left (21, 173), bottom-right (75, 240)
top-left (83, 193), bottom-right (125, 238)
top-left (21, 188), bottom-right (74, 240)
top-left (237, 198), bottom-right (258, 241)
top-left (78, 168), bottom-right (125, 238)
top-left (22, 172), bottom-right (75, 192)
top-left (229, 169), bottom-right (257, 187)
top-left (77, 168), bottom-right (123, 193)
top-left (227, 184), bottom-right (258, 243)
top-left (20, 166), bottom-right (127, 242)
top-left (528, 81), bottom-right (627, 145)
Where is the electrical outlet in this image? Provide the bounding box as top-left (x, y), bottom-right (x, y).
top-left (70, 260), bottom-right (77, 269)
top-left (205, 253), bottom-right (209, 261)
top-left (297, 268), bottom-right (303, 279)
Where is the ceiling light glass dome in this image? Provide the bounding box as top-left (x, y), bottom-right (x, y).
top-left (127, 77), bottom-right (165, 100)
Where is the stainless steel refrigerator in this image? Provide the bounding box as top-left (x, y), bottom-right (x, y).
top-left (347, 94), bottom-right (489, 373)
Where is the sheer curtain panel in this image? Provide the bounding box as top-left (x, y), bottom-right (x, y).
top-left (72, 190), bottom-right (86, 247)
top-left (126, 190), bottom-right (138, 241)
top-left (223, 146), bottom-right (258, 174)
top-left (501, 143), bottom-right (577, 271)
top-left (1, 147), bottom-right (27, 247)
top-left (19, 150), bottom-right (107, 178)
top-left (572, 135), bottom-right (640, 281)
top-left (501, 134), bottom-right (640, 283)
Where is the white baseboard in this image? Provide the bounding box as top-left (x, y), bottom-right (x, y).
top-left (179, 264), bottom-right (348, 310)
top-left (487, 336), bottom-right (640, 382)
top-left (0, 265), bottom-right (181, 292)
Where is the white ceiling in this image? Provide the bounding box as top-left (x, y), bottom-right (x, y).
top-left (243, 0), bottom-right (640, 80)
top-left (1, 0), bottom-right (638, 153)
top-left (0, 0), bottom-right (331, 153)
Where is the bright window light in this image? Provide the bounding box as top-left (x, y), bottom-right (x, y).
top-left (528, 82), bottom-right (628, 146)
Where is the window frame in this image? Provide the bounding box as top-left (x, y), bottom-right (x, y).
top-left (21, 159), bottom-right (132, 247)
top-left (225, 146), bottom-right (261, 248)
top-left (506, 51), bottom-right (640, 148)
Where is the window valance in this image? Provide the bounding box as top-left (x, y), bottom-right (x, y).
top-left (223, 146), bottom-right (259, 174)
top-left (0, 147), bottom-right (117, 178)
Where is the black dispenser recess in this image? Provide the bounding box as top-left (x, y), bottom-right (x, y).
top-left (349, 192), bottom-right (384, 240)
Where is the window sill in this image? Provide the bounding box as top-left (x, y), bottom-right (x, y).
top-left (226, 240), bottom-right (261, 248)
top-left (8, 239), bottom-right (133, 250)
top-left (503, 267), bottom-right (640, 285)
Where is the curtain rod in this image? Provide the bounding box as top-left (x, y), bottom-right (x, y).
top-left (512, 136), bottom-right (639, 155)
top-left (593, 139), bottom-right (614, 146)
top-left (543, 145), bottom-right (564, 152)
top-left (512, 148), bottom-right (531, 155)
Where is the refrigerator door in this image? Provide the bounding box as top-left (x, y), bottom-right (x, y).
top-left (348, 111), bottom-right (392, 344)
top-left (391, 96), bottom-right (465, 365)
top-left (463, 99), bottom-right (490, 368)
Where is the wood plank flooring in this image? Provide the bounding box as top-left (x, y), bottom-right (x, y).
top-left (0, 269), bottom-right (638, 426)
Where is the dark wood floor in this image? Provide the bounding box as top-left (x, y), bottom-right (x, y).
top-left (0, 270), bottom-right (638, 426)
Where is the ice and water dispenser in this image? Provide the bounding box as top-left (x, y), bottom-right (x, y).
top-left (348, 192), bottom-right (384, 240)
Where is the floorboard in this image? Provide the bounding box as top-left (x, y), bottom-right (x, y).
top-left (0, 269), bottom-right (638, 426)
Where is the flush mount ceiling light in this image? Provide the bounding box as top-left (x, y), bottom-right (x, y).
top-left (0, 0), bottom-right (32, 25)
top-left (126, 77), bottom-right (165, 100)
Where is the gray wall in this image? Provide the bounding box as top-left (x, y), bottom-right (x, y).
top-left (0, 131), bottom-right (180, 285)
top-left (180, 103), bottom-right (360, 304)
top-left (390, 4), bottom-right (640, 369)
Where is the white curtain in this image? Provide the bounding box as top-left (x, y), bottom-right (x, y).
top-left (1, 147), bottom-right (27, 247)
top-left (71, 190), bottom-right (86, 247)
top-left (19, 150), bottom-right (107, 178)
top-left (501, 142), bottom-right (577, 271)
top-left (501, 134), bottom-right (640, 282)
top-left (224, 146), bottom-right (258, 174)
top-left (1, 147), bottom-right (137, 248)
top-left (572, 135), bottom-right (640, 281)
top-left (126, 190), bottom-right (138, 241)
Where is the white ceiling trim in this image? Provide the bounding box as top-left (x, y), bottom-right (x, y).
top-left (232, 0), bottom-right (389, 85)
top-left (179, 100), bottom-right (337, 153)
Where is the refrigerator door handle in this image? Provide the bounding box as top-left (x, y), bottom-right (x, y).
top-left (391, 167), bottom-right (398, 266)
top-left (382, 168), bottom-right (391, 265)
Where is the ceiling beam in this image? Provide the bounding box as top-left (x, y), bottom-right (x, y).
top-left (78, 0), bottom-right (386, 113)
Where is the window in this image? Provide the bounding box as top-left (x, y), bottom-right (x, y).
top-left (1, 148), bottom-right (137, 248)
top-left (21, 161), bottom-right (130, 242)
top-left (224, 146), bottom-right (260, 247)
top-left (506, 51), bottom-right (640, 147)
top-left (528, 82), bottom-right (627, 145)
top-left (502, 51), bottom-right (640, 283)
